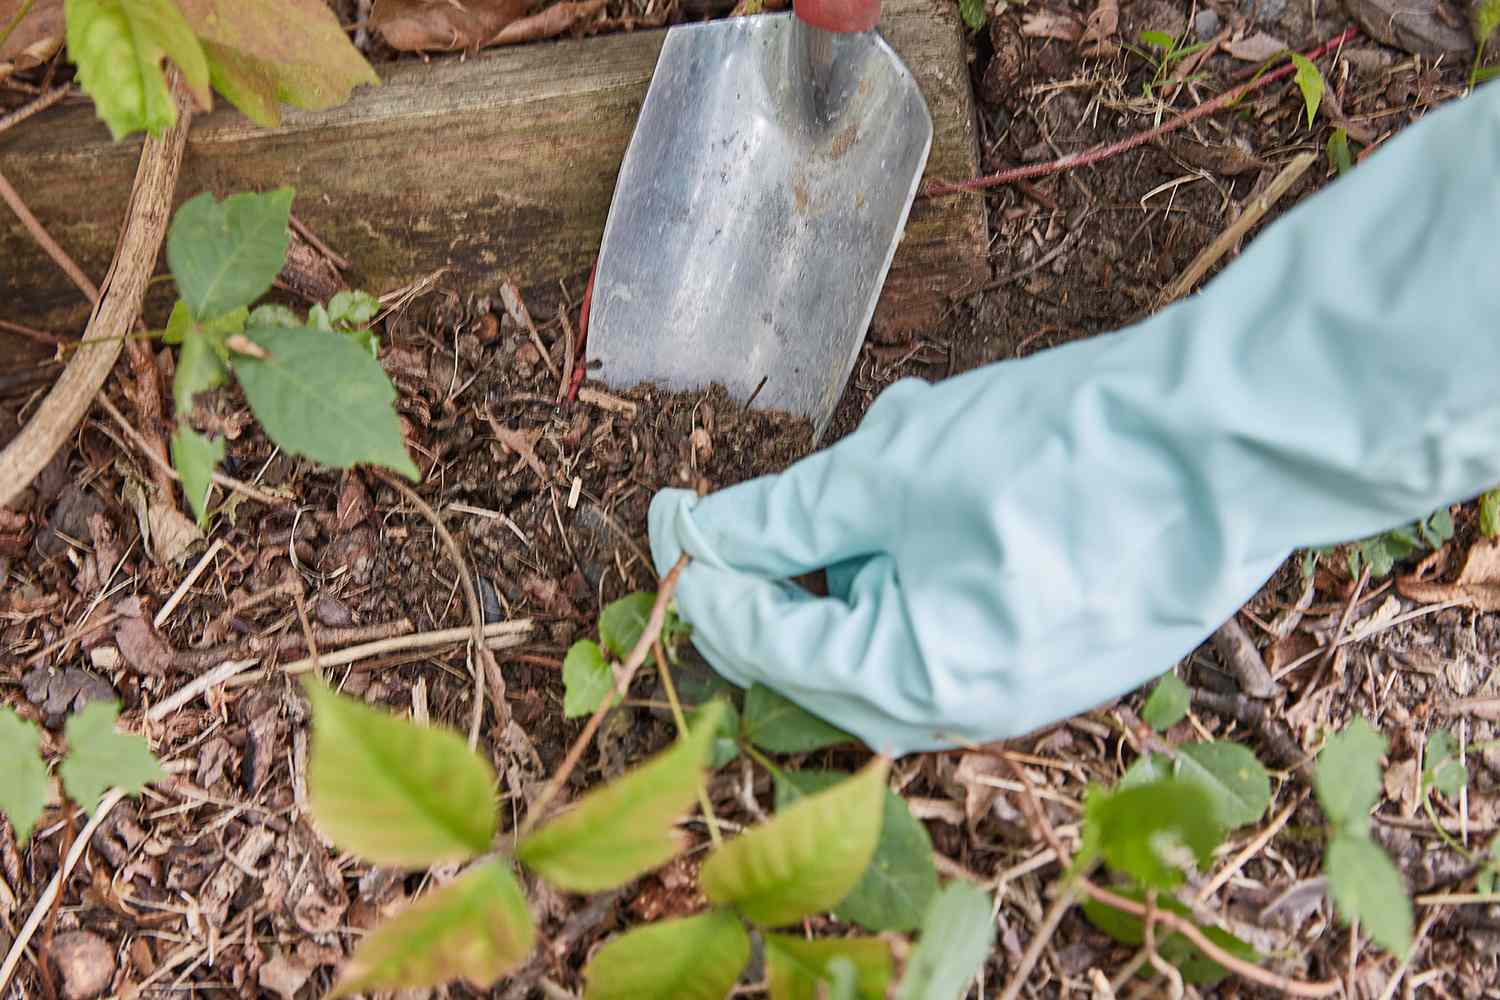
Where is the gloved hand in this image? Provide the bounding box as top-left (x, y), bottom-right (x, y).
top-left (650, 82), bottom-right (1500, 757)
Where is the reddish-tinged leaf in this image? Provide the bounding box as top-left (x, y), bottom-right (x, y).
top-left (371, 0), bottom-right (528, 52)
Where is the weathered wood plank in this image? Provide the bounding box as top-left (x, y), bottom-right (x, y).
top-left (1, 0), bottom-right (985, 343)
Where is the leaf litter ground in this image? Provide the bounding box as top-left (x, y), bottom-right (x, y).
top-left (4, 1), bottom-right (1500, 996)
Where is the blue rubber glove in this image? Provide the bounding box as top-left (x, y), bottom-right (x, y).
top-left (650, 83), bottom-right (1500, 756)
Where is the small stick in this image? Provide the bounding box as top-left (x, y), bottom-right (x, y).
top-left (520, 555), bottom-right (689, 835)
top-left (147, 658), bottom-right (262, 722)
top-left (0, 165), bottom-right (99, 304)
top-left (288, 213), bottom-right (351, 270)
top-left (1196, 794), bottom-right (1302, 901)
top-left (557, 305), bottom-right (575, 404)
top-left (154, 538), bottom-right (224, 628)
top-left (654, 640), bottom-right (722, 847)
top-left (1159, 152), bottom-right (1317, 305)
top-left (280, 621), bottom-right (532, 674)
top-left (925, 28), bottom-right (1359, 198)
top-left (0, 317), bottom-right (66, 346)
top-left (997, 883), bottom-right (1077, 1000)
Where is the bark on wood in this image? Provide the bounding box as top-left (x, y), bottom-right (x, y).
top-left (2, 0), bottom-right (986, 345)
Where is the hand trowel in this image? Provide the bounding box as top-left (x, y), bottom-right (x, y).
top-left (586, 0), bottom-right (932, 437)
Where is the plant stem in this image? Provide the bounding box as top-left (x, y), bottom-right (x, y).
top-left (654, 640), bottom-right (722, 848)
top-left (742, 742), bottom-right (791, 787)
top-left (520, 556), bottom-right (690, 836)
top-left (924, 26), bottom-right (1359, 197)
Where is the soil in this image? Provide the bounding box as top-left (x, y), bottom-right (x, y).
top-left (3, 0), bottom-right (1500, 997)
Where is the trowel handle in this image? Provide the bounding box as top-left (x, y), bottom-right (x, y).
top-left (795, 0), bottom-right (880, 33)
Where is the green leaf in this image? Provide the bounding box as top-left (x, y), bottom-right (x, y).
top-left (1480, 489), bottom-right (1500, 538)
top-left (64, 0), bottom-right (211, 141)
top-left (517, 702), bottom-right (723, 893)
top-left (57, 701), bottom-right (163, 813)
top-left (176, 0), bottom-right (379, 128)
top-left (763, 933), bottom-right (892, 1000)
top-left (327, 289), bottom-right (380, 328)
top-left (583, 910), bottom-right (750, 1000)
top-left (562, 640), bottom-right (615, 719)
top-left (236, 324), bottom-right (419, 478)
top-left (776, 770), bottom-right (938, 932)
top-left (1423, 728), bottom-right (1468, 797)
top-left (1078, 779), bottom-right (1222, 890)
top-left (1119, 752), bottom-right (1170, 789)
top-left (171, 425), bottom-right (224, 526)
top-left (742, 683), bottom-right (851, 754)
top-left (1290, 52), bottom-right (1324, 127)
top-left (702, 758), bottom-right (888, 927)
top-left (599, 591), bottom-right (655, 659)
top-left (1476, 0), bottom-right (1500, 45)
top-left (1141, 672), bottom-right (1190, 731)
top-left (689, 698), bottom-right (741, 769)
top-left (169, 302), bottom-right (239, 411)
top-left (893, 882), bottom-right (994, 1000)
top-left (1174, 741), bottom-right (1272, 829)
top-left (957, 0), bottom-right (985, 30)
top-left (1082, 888), bottom-right (1260, 986)
top-left (167, 188), bottom-right (294, 319)
top-left (1314, 717), bottom-right (1386, 831)
top-left (247, 303), bottom-right (303, 329)
top-left (0, 709), bottom-right (49, 844)
top-left (330, 859), bottom-right (534, 997)
top-left (1326, 126), bottom-right (1352, 175)
top-left (1326, 831), bottom-right (1413, 957)
top-left (823, 958), bottom-right (858, 1000)
top-left (302, 677), bottom-right (496, 867)
top-left (1139, 29), bottom-right (1176, 51)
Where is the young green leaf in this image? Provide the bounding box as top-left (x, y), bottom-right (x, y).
top-left (582, 910), bottom-right (751, 1000)
top-left (1326, 126), bottom-right (1352, 175)
top-left (562, 640), bottom-right (615, 719)
top-left (236, 325), bottom-right (419, 478)
top-left (167, 188), bottom-right (294, 320)
top-left (1314, 716), bottom-right (1386, 831)
top-left (1082, 889), bottom-right (1260, 986)
top-left (776, 770), bottom-right (938, 932)
top-left (1175, 741), bottom-right (1272, 829)
top-left (1290, 53), bottom-right (1324, 127)
top-left (171, 425), bottom-right (225, 526)
top-left (1475, 0), bottom-right (1500, 47)
top-left (302, 677), bottom-right (497, 866)
top-left (742, 683), bottom-right (851, 754)
top-left (1325, 832), bottom-right (1413, 956)
top-left (1481, 489), bottom-right (1500, 539)
top-left (1141, 672), bottom-right (1190, 731)
top-left (599, 591), bottom-right (656, 659)
top-left (170, 308), bottom-right (233, 414)
top-left (327, 289), bottom-right (380, 329)
top-left (64, 0), bottom-right (212, 140)
top-left (57, 700), bottom-right (163, 813)
top-left (176, 0), bottom-right (379, 128)
top-left (689, 698), bottom-right (741, 769)
top-left (1078, 779), bottom-right (1222, 890)
top-left (517, 702), bottom-right (723, 893)
top-left (1139, 29), bottom-right (1176, 51)
top-left (1119, 752), bottom-right (1171, 789)
top-left (247, 303), bottom-right (303, 329)
top-left (0, 708), bottom-right (49, 844)
top-left (763, 933), bottom-right (893, 1000)
top-left (1422, 728), bottom-right (1468, 797)
top-left (701, 758), bottom-right (887, 927)
top-left (958, 0), bottom-right (985, 30)
top-left (893, 882), bottom-right (994, 1000)
top-left (330, 859), bottom-right (534, 997)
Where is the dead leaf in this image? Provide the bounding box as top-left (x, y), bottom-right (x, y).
top-left (372, 0), bottom-right (529, 52)
top-left (258, 952), bottom-right (313, 1000)
top-left (1383, 757), bottom-right (1420, 816)
top-left (951, 752), bottom-right (1006, 829)
top-left (176, 0), bottom-right (380, 125)
top-left (492, 0), bottom-right (606, 44)
top-left (1397, 537), bottom-right (1500, 610)
top-left (1021, 9), bottom-right (1084, 41)
top-left (51, 930), bottom-right (114, 1000)
top-left (114, 615), bottom-right (175, 676)
top-left (1224, 31), bottom-right (1288, 62)
top-left (1078, 0), bottom-right (1118, 56)
top-left (0, 0), bottom-right (63, 72)
top-left (146, 497), bottom-right (203, 565)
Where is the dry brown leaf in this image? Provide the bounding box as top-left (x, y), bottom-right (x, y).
top-left (1020, 9), bottom-right (1084, 41)
top-left (51, 930), bottom-right (115, 1000)
top-left (0, 0), bottom-right (63, 72)
top-left (1224, 31), bottom-right (1288, 62)
top-left (372, 0), bottom-right (529, 52)
top-left (1078, 0), bottom-right (1119, 57)
top-left (114, 614), bottom-right (175, 676)
top-left (258, 953), bottom-right (313, 1000)
top-left (492, 0), bottom-right (605, 45)
top-left (1397, 537), bottom-right (1500, 610)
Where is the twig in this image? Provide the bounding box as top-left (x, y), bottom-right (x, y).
top-left (0, 790), bottom-right (126, 995)
top-left (997, 883), bottom-right (1077, 1000)
top-left (924, 28), bottom-right (1359, 197)
top-left (0, 318), bottom-right (66, 346)
top-left (654, 640), bottom-right (722, 848)
top-left (1295, 562), bottom-right (1370, 711)
top-left (37, 800), bottom-right (74, 1000)
top-left (288, 213), bottom-right (350, 270)
top-left (1196, 794), bottom-right (1303, 901)
top-left (278, 620), bottom-right (533, 674)
top-left (376, 470), bottom-right (501, 749)
top-left (0, 165), bottom-right (99, 303)
top-left (1374, 907), bottom-right (1441, 1000)
top-left (154, 538), bottom-right (225, 628)
top-left (147, 658), bottom-right (262, 722)
top-left (520, 555), bottom-right (689, 835)
top-left (1159, 151), bottom-right (1317, 305)
top-left (557, 305), bottom-right (575, 404)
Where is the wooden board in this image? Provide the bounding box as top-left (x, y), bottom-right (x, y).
top-left (1, 0), bottom-right (986, 346)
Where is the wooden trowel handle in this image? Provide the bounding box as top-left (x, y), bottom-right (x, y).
top-left (794, 0), bottom-right (880, 33)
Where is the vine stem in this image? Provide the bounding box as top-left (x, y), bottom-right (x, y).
top-left (654, 640), bottom-right (723, 847)
top-left (519, 555), bottom-right (690, 836)
top-left (923, 26), bottom-right (1360, 197)
top-left (999, 755), bottom-right (1343, 998)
